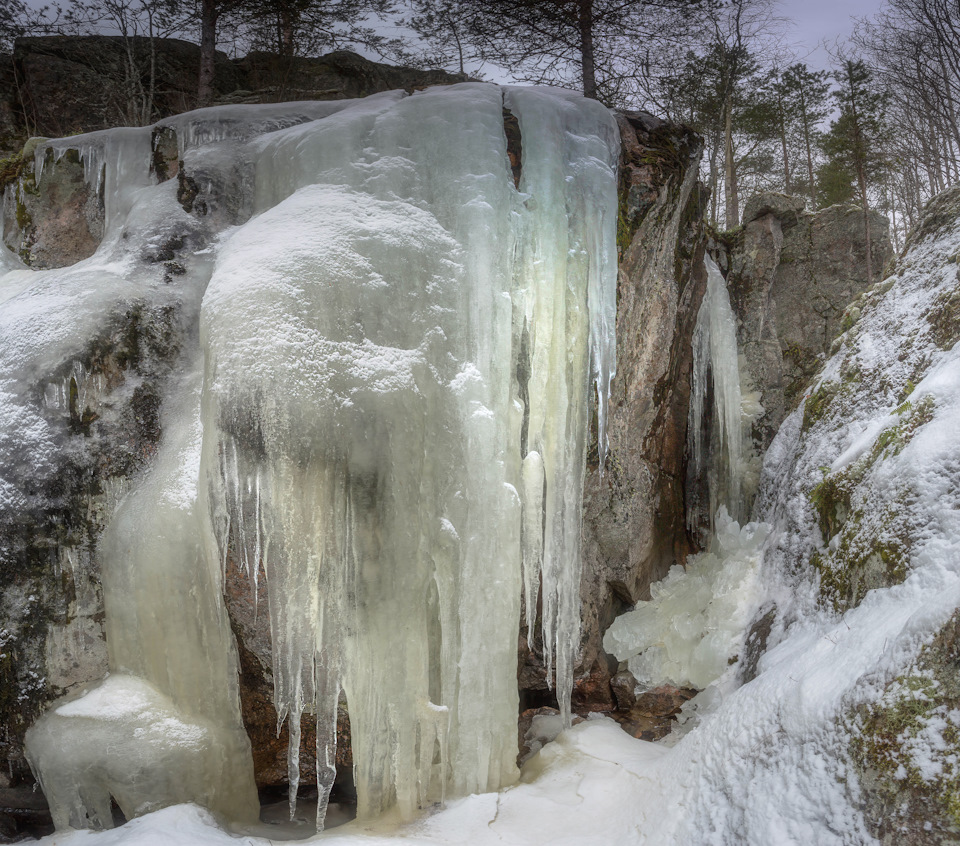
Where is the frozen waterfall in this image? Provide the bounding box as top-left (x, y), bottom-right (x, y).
top-left (688, 255), bottom-right (747, 529)
top-left (13, 83), bottom-right (619, 830)
top-left (603, 254), bottom-right (770, 699)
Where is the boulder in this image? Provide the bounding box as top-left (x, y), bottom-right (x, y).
top-left (2, 144), bottom-right (104, 269)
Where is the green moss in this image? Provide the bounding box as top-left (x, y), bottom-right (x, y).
top-left (808, 474), bottom-right (854, 541)
top-left (812, 513), bottom-right (910, 612)
top-left (840, 305), bottom-right (861, 333)
top-left (806, 396), bottom-right (933, 610)
top-left (0, 150), bottom-right (27, 193)
top-left (851, 611), bottom-right (960, 839)
top-left (802, 381), bottom-right (839, 431)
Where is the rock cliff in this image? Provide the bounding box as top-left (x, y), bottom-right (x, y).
top-left (719, 192), bottom-right (892, 455)
top-left (0, 37), bottom-right (467, 152)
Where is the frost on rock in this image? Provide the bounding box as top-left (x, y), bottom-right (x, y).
top-left (200, 82), bottom-right (619, 825)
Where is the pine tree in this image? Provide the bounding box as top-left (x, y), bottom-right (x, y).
top-left (818, 59), bottom-right (889, 281)
top-left (778, 63), bottom-right (831, 205)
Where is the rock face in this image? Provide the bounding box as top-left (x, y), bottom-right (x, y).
top-left (720, 192), bottom-right (893, 453)
top-left (2, 144), bottom-right (105, 268)
top-left (571, 112), bottom-right (707, 708)
top-left (740, 183), bottom-right (960, 845)
top-left (0, 37), bottom-right (467, 145)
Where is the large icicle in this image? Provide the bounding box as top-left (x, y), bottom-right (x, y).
top-left (200, 83), bottom-right (618, 825)
top-left (688, 255), bottom-right (745, 528)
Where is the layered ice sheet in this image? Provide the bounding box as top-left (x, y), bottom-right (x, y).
top-left (200, 82), bottom-right (619, 824)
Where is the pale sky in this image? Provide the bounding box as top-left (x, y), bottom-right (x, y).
top-left (779, 0), bottom-right (884, 68)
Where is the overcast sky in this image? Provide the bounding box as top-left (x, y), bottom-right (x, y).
top-left (780, 0), bottom-right (882, 68)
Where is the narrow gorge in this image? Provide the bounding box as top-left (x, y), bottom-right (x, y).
top-left (0, 54), bottom-right (958, 846)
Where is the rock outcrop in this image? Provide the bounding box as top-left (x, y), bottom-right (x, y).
top-left (719, 192), bottom-right (893, 453)
top-left (573, 112), bottom-right (706, 708)
top-left (744, 183), bottom-right (960, 845)
top-left (0, 37), bottom-right (467, 149)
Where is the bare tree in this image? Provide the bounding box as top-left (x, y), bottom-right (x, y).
top-left (402, 0), bottom-right (700, 104)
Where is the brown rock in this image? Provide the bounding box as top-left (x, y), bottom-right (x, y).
top-left (574, 114), bottom-right (707, 689)
top-left (610, 669), bottom-right (638, 711)
top-left (633, 685), bottom-right (697, 718)
top-left (3, 144), bottom-right (104, 268)
top-left (610, 685), bottom-right (696, 743)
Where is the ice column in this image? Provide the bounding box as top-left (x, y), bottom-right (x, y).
top-left (200, 83), bottom-right (618, 826)
top-left (689, 255), bottom-right (745, 527)
top-left (26, 364), bottom-right (259, 829)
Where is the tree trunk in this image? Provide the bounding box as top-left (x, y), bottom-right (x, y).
top-left (198, 0), bottom-right (218, 108)
top-left (779, 96), bottom-right (790, 194)
top-left (855, 152), bottom-right (873, 283)
top-left (577, 0), bottom-right (597, 99)
top-left (279, 2), bottom-right (295, 58)
top-left (800, 91), bottom-right (815, 206)
top-left (723, 92), bottom-right (739, 227)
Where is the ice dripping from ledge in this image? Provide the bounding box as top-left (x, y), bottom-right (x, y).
top-left (200, 82), bottom-right (619, 826)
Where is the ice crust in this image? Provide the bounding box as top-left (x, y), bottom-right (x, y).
top-left (7, 85), bottom-right (618, 831)
top-left (200, 82), bottom-right (619, 824)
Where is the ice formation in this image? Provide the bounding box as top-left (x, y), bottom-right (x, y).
top-left (200, 82), bottom-right (618, 824)
top-left (602, 254), bottom-right (768, 694)
top-left (688, 255), bottom-right (746, 527)
top-left (7, 83), bottom-right (618, 830)
top-left (603, 508), bottom-right (769, 689)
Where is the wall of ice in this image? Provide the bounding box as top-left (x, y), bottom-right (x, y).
top-left (200, 83), bottom-right (618, 825)
top-left (7, 83), bottom-right (618, 830)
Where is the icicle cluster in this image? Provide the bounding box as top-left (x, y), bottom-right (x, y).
top-left (200, 83), bottom-right (618, 826)
top-left (12, 84), bottom-right (617, 831)
top-left (688, 255), bottom-right (745, 527)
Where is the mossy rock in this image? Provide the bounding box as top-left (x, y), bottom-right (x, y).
top-left (806, 397), bottom-right (934, 611)
top-left (851, 611), bottom-right (960, 843)
top-left (927, 286), bottom-right (960, 350)
top-left (802, 381), bottom-right (840, 431)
